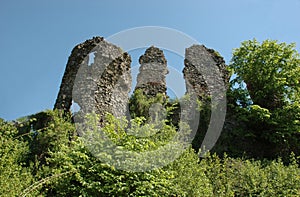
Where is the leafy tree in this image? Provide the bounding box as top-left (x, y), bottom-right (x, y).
top-left (230, 39), bottom-right (300, 110)
top-left (17, 111), bottom-right (213, 196)
top-left (1, 110), bottom-right (300, 196)
top-left (229, 39), bottom-right (300, 157)
top-left (0, 119), bottom-right (33, 196)
top-left (129, 89), bottom-right (166, 120)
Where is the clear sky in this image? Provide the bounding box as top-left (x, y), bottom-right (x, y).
top-left (1, 0), bottom-right (300, 120)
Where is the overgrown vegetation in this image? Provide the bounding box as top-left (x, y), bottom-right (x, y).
top-left (1, 111), bottom-right (299, 196)
top-left (226, 39), bottom-right (300, 159)
top-left (0, 39), bottom-right (299, 196)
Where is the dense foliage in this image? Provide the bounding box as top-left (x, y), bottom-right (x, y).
top-left (0, 118), bottom-right (33, 196)
top-left (228, 39), bottom-right (300, 158)
top-left (0, 110), bottom-right (299, 196)
top-left (230, 39), bottom-right (300, 109)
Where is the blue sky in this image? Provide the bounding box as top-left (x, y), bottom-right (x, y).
top-left (1, 0), bottom-right (300, 120)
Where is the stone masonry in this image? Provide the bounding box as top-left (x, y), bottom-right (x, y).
top-left (54, 37), bottom-right (132, 120)
top-left (54, 38), bottom-right (229, 128)
top-left (183, 45), bottom-right (229, 101)
top-left (135, 46), bottom-right (169, 98)
top-left (54, 37), bottom-right (103, 112)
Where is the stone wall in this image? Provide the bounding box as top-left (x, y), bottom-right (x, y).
top-left (94, 52), bottom-right (131, 120)
top-left (54, 37), bottom-right (132, 120)
top-left (54, 38), bottom-right (229, 127)
top-left (54, 37), bottom-right (103, 112)
top-left (183, 45), bottom-right (229, 153)
top-left (135, 46), bottom-right (168, 98)
top-left (183, 45), bottom-right (229, 101)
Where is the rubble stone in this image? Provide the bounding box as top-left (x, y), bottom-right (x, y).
top-left (183, 45), bottom-right (229, 101)
top-left (54, 37), bottom-right (132, 121)
top-left (135, 46), bottom-right (168, 98)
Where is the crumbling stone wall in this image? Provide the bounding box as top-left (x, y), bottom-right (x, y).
top-left (183, 45), bottom-right (229, 152)
top-left (54, 37), bottom-right (103, 112)
top-left (94, 53), bottom-right (131, 120)
top-left (54, 37), bottom-right (233, 156)
top-left (54, 37), bottom-right (229, 129)
top-left (183, 45), bottom-right (229, 101)
top-left (135, 46), bottom-right (168, 98)
top-left (54, 37), bottom-right (132, 120)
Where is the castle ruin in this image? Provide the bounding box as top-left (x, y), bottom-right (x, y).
top-left (54, 37), bottom-right (229, 123)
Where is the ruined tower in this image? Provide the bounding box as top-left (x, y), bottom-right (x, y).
top-left (183, 45), bottom-right (229, 101)
top-left (135, 46), bottom-right (169, 98)
top-left (54, 37), bottom-right (132, 120)
top-left (54, 37), bottom-right (103, 112)
top-left (54, 37), bottom-right (229, 129)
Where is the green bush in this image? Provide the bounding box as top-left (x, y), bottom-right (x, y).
top-left (1, 111), bottom-right (300, 196)
top-left (228, 39), bottom-right (300, 158)
top-left (0, 119), bottom-right (33, 196)
top-left (202, 153), bottom-right (300, 196)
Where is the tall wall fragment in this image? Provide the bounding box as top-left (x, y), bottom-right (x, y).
top-left (183, 45), bottom-right (229, 101)
top-left (93, 52), bottom-right (131, 119)
top-left (54, 37), bottom-right (103, 112)
top-left (183, 45), bottom-right (229, 153)
top-left (135, 46), bottom-right (168, 98)
top-left (54, 37), bottom-right (132, 120)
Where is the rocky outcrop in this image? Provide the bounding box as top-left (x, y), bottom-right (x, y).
top-left (135, 46), bottom-right (168, 98)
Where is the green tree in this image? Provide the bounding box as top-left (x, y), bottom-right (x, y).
top-left (0, 119), bottom-right (33, 196)
top-left (17, 111), bottom-right (213, 196)
top-left (2, 110), bottom-right (300, 196)
top-left (229, 39), bottom-right (300, 157)
top-left (230, 39), bottom-right (300, 110)
top-left (129, 89), bottom-right (166, 120)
